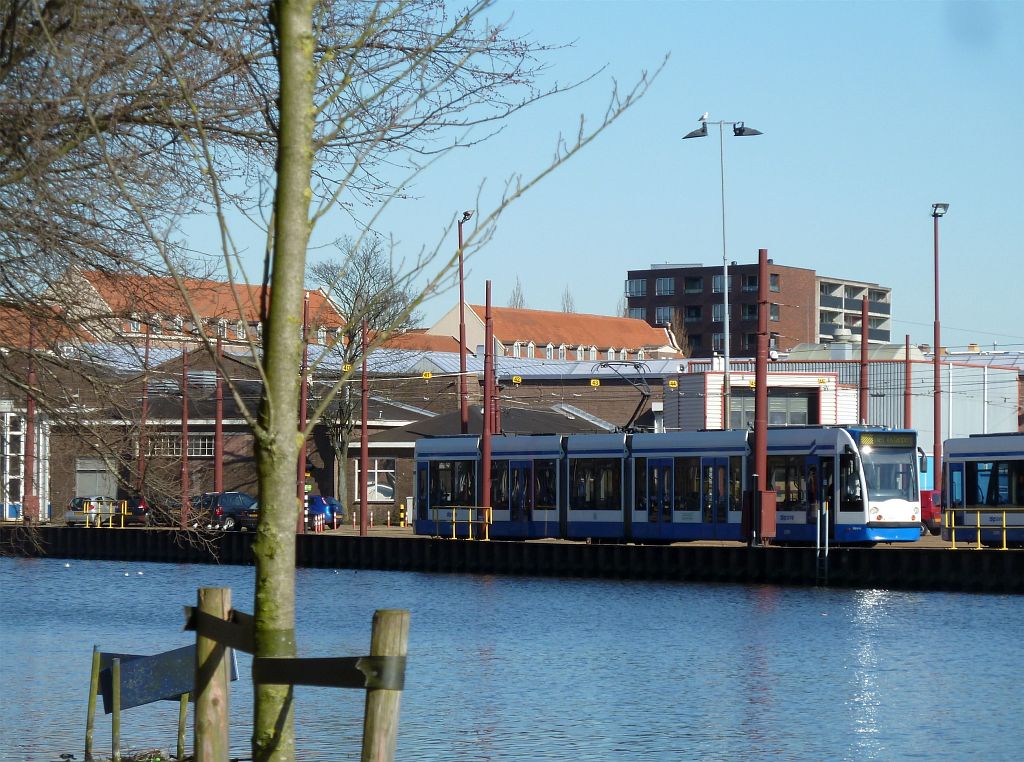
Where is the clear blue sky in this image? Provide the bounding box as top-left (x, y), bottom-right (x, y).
top-left (220, 1), bottom-right (1024, 352)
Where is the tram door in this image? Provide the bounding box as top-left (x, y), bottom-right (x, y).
top-left (703, 457), bottom-right (730, 539)
top-left (805, 456), bottom-right (822, 535)
top-left (509, 461), bottom-right (533, 527)
top-left (647, 458), bottom-right (674, 539)
top-left (416, 462), bottom-right (429, 523)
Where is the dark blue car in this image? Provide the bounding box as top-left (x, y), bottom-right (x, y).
top-left (307, 495), bottom-right (343, 529)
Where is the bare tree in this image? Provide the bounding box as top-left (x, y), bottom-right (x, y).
top-left (561, 285), bottom-right (576, 313)
top-left (307, 236), bottom-right (422, 518)
top-left (508, 276), bottom-right (528, 309)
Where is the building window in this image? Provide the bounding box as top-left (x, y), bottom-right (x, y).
top-left (654, 306), bottom-right (672, 325)
top-left (217, 319), bottom-right (227, 338)
top-left (636, 349), bottom-right (646, 361)
top-left (129, 316), bottom-right (141, 333)
top-left (256, 322), bottom-right (263, 341)
top-left (869, 289), bottom-right (888, 303)
top-left (576, 346), bottom-right (585, 361)
top-left (712, 303), bottom-right (725, 323)
top-left (683, 276), bottom-right (703, 293)
top-left (742, 274), bottom-right (758, 292)
top-left (688, 334), bottom-right (703, 353)
top-left (527, 341), bottom-right (535, 358)
top-left (150, 314), bottom-right (162, 334)
top-left (618, 349), bottom-right (628, 360)
top-left (712, 274), bottom-right (732, 293)
top-left (317, 325), bottom-right (327, 345)
top-left (150, 434), bottom-right (215, 458)
top-left (741, 304), bottom-right (757, 321)
top-left (545, 343), bottom-right (554, 360)
top-left (712, 332), bottom-right (724, 351)
top-left (845, 286), bottom-right (863, 300)
top-left (684, 306), bottom-right (702, 322)
top-left (354, 458), bottom-right (397, 503)
top-left (625, 279), bottom-right (647, 297)
top-left (627, 307), bottom-right (646, 320)
top-left (606, 348), bottom-right (615, 361)
top-left (558, 344), bottom-right (567, 361)
top-left (655, 277), bottom-right (675, 296)
top-left (589, 346), bottom-right (597, 361)
top-left (744, 333), bottom-right (757, 350)
top-left (235, 321), bottom-right (247, 340)
top-left (770, 274), bottom-right (781, 292)
top-left (770, 303), bottom-right (780, 322)
top-left (512, 341), bottom-right (522, 358)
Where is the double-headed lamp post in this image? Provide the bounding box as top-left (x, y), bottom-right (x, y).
top-left (684, 114), bottom-right (762, 429)
top-left (932, 202), bottom-right (949, 493)
top-left (458, 210), bottom-right (474, 434)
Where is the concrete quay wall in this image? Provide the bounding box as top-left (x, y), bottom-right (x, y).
top-left (2, 527), bottom-right (1021, 594)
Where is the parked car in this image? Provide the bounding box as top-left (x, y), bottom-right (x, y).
top-left (65, 496), bottom-right (120, 526)
top-left (306, 495), bottom-right (343, 528)
top-left (123, 496), bottom-right (151, 527)
top-left (921, 489), bottom-right (942, 536)
top-left (191, 491), bottom-right (258, 531)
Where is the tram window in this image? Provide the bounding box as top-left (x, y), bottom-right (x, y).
top-left (429, 460), bottom-right (476, 507)
top-left (491, 460), bottom-right (509, 510)
top-left (535, 460), bottom-right (558, 509)
top-left (675, 457), bottom-right (700, 511)
top-left (635, 457), bottom-right (648, 513)
top-left (949, 467), bottom-right (964, 507)
top-left (416, 468), bottom-right (428, 519)
top-left (729, 457), bottom-right (743, 511)
top-left (1013, 463), bottom-right (1024, 507)
top-left (570, 458), bottom-right (621, 511)
top-left (767, 455), bottom-right (803, 509)
top-left (838, 454), bottom-right (863, 512)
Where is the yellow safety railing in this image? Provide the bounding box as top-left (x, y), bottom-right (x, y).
top-left (430, 505), bottom-right (493, 541)
top-left (83, 500), bottom-right (129, 529)
top-left (944, 506), bottom-right (1024, 551)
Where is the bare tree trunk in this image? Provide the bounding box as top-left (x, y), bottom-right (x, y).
top-left (252, 2), bottom-right (315, 760)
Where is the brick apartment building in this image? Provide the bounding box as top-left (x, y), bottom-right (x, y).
top-left (624, 261), bottom-right (892, 358)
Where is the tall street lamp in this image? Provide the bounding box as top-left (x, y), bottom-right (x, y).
top-left (932, 202), bottom-right (949, 493)
top-left (683, 113), bottom-right (762, 429)
top-left (457, 210), bottom-right (473, 434)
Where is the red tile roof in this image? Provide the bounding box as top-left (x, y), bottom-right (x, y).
top-left (382, 330), bottom-right (461, 352)
top-left (0, 303), bottom-right (95, 350)
top-left (468, 305), bottom-right (674, 351)
top-left (81, 271), bottom-right (344, 328)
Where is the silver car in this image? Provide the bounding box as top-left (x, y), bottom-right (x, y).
top-left (65, 496), bottom-right (122, 526)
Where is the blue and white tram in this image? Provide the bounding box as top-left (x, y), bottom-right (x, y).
top-left (942, 433), bottom-right (1024, 545)
top-left (414, 435), bottom-right (479, 536)
top-left (768, 426), bottom-right (922, 543)
top-left (629, 431), bottom-right (748, 542)
top-left (488, 435), bottom-right (563, 539)
top-left (564, 434), bottom-right (628, 540)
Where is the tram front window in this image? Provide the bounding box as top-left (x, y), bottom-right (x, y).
top-left (861, 447), bottom-right (917, 502)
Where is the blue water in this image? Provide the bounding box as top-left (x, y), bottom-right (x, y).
top-left (1, 557), bottom-right (1022, 761)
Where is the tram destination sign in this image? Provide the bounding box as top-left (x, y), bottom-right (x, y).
top-left (860, 432), bottom-right (915, 448)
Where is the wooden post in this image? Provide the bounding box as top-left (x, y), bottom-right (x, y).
top-left (85, 646), bottom-right (100, 761)
top-left (194, 587), bottom-right (231, 762)
top-left (361, 609), bottom-right (410, 762)
top-left (177, 692), bottom-right (189, 760)
top-left (111, 657), bottom-right (121, 762)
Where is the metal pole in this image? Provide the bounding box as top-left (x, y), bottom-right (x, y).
top-left (360, 319), bottom-right (369, 537)
top-left (23, 319), bottom-right (38, 522)
top-left (754, 248), bottom-right (772, 544)
top-left (297, 292), bottom-right (309, 534)
top-left (904, 334), bottom-right (912, 429)
top-left (933, 210), bottom-right (943, 493)
top-left (214, 335), bottom-right (223, 493)
top-left (481, 282), bottom-right (493, 522)
top-left (458, 212), bottom-right (472, 434)
top-left (137, 326), bottom-right (151, 493)
top-left (718, 122), bottom-right (732, 429)
top-left (860, 296), bottom-right (869, 424)
top-left (181, 347), bottom-right (189, 530)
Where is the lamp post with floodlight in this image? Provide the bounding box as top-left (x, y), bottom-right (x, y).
top-left (458, 210), bottom-right (473, 434)
top-left (683, 114), bottom-right (762, 429)
top-left (932, 202), bottom-right (949, 493)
